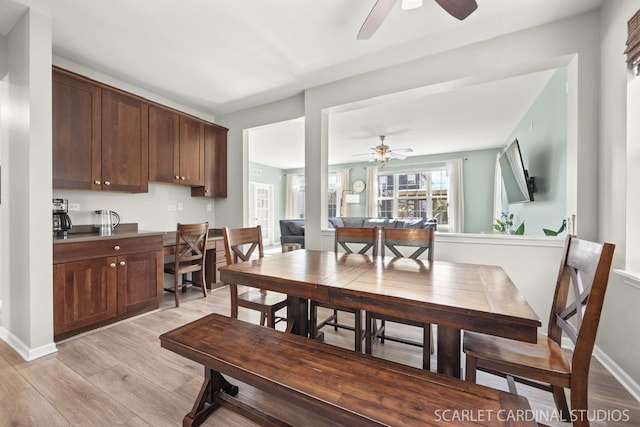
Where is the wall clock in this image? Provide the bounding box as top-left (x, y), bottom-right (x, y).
top-left (352, 179), bottom-right (366, 193)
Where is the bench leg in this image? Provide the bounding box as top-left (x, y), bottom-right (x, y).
top-left (183, 368), bottom-right (238, 427)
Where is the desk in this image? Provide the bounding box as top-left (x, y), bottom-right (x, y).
top-left (219, 249), bottom-right (541, 378)
top-left (163, 230), bottom-right (226, 290)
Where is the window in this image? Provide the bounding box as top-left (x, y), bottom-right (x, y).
top-left (377, 169), bottom-right (449, 225)
top-left (293, 173), bottom-right (338, 219)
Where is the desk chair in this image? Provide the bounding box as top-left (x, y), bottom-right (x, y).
top-left (310, 227), bottom-right (379, 352)
top-left (222, 225), bottom-right (288, 328)
top-left (164, 222), bottom-right (209, 307)
top-left (365, 227), bottom-right (435, 369)
top-left (463, 236), bottom-right (615, 426)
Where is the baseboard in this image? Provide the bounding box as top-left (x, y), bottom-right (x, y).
top-left (0, 327), bottom-right (57, 361)
top-left (561, 337), bottom-right (640, 403)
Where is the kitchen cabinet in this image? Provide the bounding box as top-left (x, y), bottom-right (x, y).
top-left (52, 68), bottom-right (149, 193)
top-left (52, 69), bottom-right (101, 190)
top-left (101, 89), bottom-right (149, 192)
top-left (149, 105), bottom-right (204, 186)
top-left (53, 234), bottom-right (163, 341)
top-left (192, 123), bottom-right (228, 198)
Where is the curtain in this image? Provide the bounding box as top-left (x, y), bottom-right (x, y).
top-left (493, 152), bottom-right (503, 222)
top-left (285, 174), bottom-right (299, 219)
top-left (336, 168), bottom-right (349, 216)
top-left (446, 159), bottom-right (464, 233)
top-left (365, 166), bottom-right (378, 217)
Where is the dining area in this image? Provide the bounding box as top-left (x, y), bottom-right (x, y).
top-left (159, 223), bottom-right (617, 427)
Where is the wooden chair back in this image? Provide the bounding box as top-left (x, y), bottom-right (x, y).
top-left (548, 236), bottom-right (615, 378)
top-left (334, 227), bottom-right (379, 256)
top-left (222, 225), bottom-right (264, 265)
top-left (381, 227), bottom-right (434, 260)
top-left (174, 222), bottom-right (209, 270)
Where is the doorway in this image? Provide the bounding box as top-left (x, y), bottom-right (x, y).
top-left (249, 182), bottom-right (274, 246)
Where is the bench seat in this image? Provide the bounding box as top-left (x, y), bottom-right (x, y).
top-left (160, 313), bottom-right (535, 427)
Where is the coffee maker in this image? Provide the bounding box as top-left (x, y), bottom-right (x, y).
top-left (53, 198), bottom-right (72, 237)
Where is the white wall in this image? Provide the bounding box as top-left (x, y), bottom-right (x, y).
top-left (0, 8), bottom-right (55, 360)
top-left (596, 0), bottom-right (640, 395)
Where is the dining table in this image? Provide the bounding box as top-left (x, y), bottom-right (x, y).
top-left (219, 249), bottom-right (541, 378)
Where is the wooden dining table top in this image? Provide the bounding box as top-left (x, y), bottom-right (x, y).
top-left (219, 249), bottom-right (541, 342)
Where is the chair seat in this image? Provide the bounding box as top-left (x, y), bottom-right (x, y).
top-left (463, 332), bottom-right (571, 386)
top-left (238, 288), bottom-right (288, 307)
top-left (164, 262), bottom-right (202, 275)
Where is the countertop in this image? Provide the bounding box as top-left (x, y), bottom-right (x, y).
top-left (53, 224), bottom-right (223, 245)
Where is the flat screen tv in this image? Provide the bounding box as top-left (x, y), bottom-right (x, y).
top-left (499, 139), bottom-right (535, 203)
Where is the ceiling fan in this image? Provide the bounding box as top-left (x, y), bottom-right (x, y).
top-left (357, 0), bottom-right (478, 40)
top-left (353, 136), bottom-right (413, 166)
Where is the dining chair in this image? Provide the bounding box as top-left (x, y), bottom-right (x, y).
top-left (222, 225), bottom-right (288, 328)
top-left (463, 235), bottom-right (615, 427)
top-left (310, 226), bottom-right (379, 352)
top-left (164, 222), bottom-right (209, 308)
top-left (365, 227), bottom-right (435, 369)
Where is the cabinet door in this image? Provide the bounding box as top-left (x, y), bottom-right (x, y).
top-left (178, 116), bottom-right (204, 186)
top-left (53, 257), bottom-right (118, 338)
top-left (101, 89), bottom-right (149, 193)
top-left (149, 105), bottom-right (180, 183)
top-left (52, 70), bottom-right (102, 190)
top-left (117, 251), bottom-right (162, 315)
top-left (192, 124), bottom-right (227, 198)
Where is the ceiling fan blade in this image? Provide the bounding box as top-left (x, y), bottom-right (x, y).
top-left (352, 153), bottom-right (373, 157)
top-left (357, 0), bottom-right (397, 40)
top-left (434, 0), bottom-right (477, 20)
top-left (392, 148), bottom-right (413, 153)
top-left (389, 152), bottom-right (407, 160)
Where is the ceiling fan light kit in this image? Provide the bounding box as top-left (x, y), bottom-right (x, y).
top-left (354, 135), bottom-right (413, 167)
top-left (358, 0), bottom-right (478, 40)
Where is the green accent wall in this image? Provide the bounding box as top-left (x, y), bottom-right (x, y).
top-left (501, 67), bottom-right (567, 236)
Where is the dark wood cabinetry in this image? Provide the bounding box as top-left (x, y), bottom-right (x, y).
top-left (53, 68), bottom-right (149, 193)
top-left (53, 67), bottom-right (227, 196)
top-left (101, 89), bottom-right (149, 192)
top-left (149, 106), bottom-right (204, 186)
top-left (53, 234), bottom-right (163, 341)
top-left (52, 70), bottom-right (101, 190)
top-left (192, 124), bottom-right (228, 198)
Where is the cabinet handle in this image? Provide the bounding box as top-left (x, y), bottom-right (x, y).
top-left (114, 245), bottom-right (121, 251)
top-left (181, 176), bottom-right (186, 180)
top-left (104, 181), bottom-right (111, 186)
top-left (119, 261), bottom-right (126, 266)
top-left (94, 180), bottom-right (101, 185)
top-left (110, 262), bottom-right (116, 268)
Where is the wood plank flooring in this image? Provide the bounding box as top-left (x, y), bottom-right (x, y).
top-left (0, 286), bottom-right (638, 426)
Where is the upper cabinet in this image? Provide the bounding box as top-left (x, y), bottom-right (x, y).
top-left (101, 89), bottom-right (149, 192)
top-left (53, 68), bottom-right (149, 193)
top-left (53, 67), bottom-right (227, 196)
top-left (149, 105), bottom-right (204, 186)
top-left (192, 123), bottom-right (228, 198)
top-left (52, 70), bottom-right (101, 190)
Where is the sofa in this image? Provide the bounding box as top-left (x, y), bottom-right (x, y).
top-left (280, 219), bottom-right (306, 248)
top-left (279, 217), bottom-right (437, 249)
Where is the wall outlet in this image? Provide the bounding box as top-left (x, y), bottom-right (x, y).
top-left (68, 203), bottom-right (80, 211)
top-left (177, 202), bottom-right (184, 211)
top-left (206, 203), bottom-right (212, 212)
top-left (168, 204), bottom-right (176, 211)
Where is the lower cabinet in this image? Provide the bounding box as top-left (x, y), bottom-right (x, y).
top-left (53, 235), bottom-right (163, 341)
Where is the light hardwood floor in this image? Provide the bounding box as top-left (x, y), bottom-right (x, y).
top-left (1, 286), bottom-right (639, 426)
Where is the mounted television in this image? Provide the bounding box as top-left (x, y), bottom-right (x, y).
top-left (499, 139), bottom-right (536, 203)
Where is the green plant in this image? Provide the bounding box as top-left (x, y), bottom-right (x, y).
top-left (493, 212), bottom-right (525, 235)
top-left (493, 212), bottom-right (514, 233)
top-left (543, 219), bottom-right (567, 236)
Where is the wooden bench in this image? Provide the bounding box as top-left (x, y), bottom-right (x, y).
top-left (160, 313), bottom-right (536, 427)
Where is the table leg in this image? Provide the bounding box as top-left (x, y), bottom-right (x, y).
top-left (183, 368), bottom-right (239, 427)
top-left (437, 325), bottom-right (461, 378)
top-left (286, 296), bottom-right (309, 337)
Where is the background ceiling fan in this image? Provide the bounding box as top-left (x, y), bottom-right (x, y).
top-left (357, 0), bottom-right (478, 40)
top-left (353, 136), bottom-right (414, 165)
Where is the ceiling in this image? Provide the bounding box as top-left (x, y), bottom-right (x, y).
top-left (0, 0), bottom-right (602, 169)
